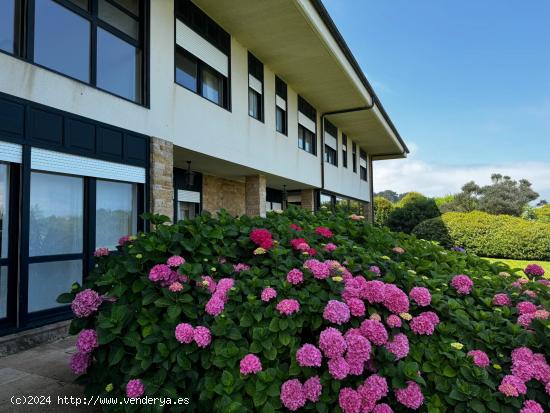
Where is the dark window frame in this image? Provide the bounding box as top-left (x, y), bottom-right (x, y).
top-left (298, 124), bottom-right (316, 156)
top-left (360, 149), bottom-right (368, 181)
top-left (0, 0), bottom-right (150, 106)
top-left (297, 95), bottom-right (317, 156)
top-left (248, 52), bottom-right (264, 122)
top-left (342, 134), bottom-right (348, 168)
top-left (324, 120), bottom-right (338, 166)
top-left (352, 141), bottom-right (357, 173)
top-left (275, 76), bottom-right (287, 135)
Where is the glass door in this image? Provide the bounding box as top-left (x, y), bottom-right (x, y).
top-left (0, 163), bottom-right (10, 320)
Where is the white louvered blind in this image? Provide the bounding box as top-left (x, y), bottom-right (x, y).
top-left (0, 141), bottom-right (22, 163)
top-left (325, 132), bottom-right (337, 150)
top-left (249, 75), bottom-right (262, 94)
top-left (177, 190), bottom-right (200, 203)
top-left (276, 95), bottom-right (286, 110)
top-left (176, 19), bottom-right (229, 77)
top-left (31, 148), bottom-right (146, 183)
top-left (298, 112), bottom-right (316, 133)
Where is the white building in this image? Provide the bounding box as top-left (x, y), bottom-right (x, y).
top-left (0, 0), bottom-right (408, 336)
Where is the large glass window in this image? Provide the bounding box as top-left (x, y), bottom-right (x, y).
top-left (0, 0), bottom-right (21, 54)
top-left (29, 172), bottom-right (83, 256)
top-left (248, 89), bottom-right (261, 119)
top-left (325, 146), bottom-right (337, 165)
top-left (360, 150), bottom-right (368, 181)
top-left (97, 27), bottom-right (141, 102)
top-left (0, 267), bottom-right (7, 319)
top-left (276, 107), bottom-right (286, 134)
top-left (342, 134), bottom-right (348, 168)
top-left (34, 0), bottom-right (91, 82)
top-left (248, 52), bottom-right (264, 121)
top-left (352, 141), bottom-right (357, 173)
top-left (177, 201), bottom-right (198, 221)
top-left (275, 76), bottom-right (287, 135)
top-left (96, 180), bottom-right (137, 250)
top-left (298, 125), bottom-right (316, 155)
top-left (175, 50), bottom-right (198, 92)
top-left (98, 0), bottom-right (139, 40)
top-left (0, 164), bottom-right (9, 260)
top-left (202, 66), bottom-right (223, 106)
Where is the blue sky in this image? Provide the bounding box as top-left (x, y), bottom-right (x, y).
top-left (323, 0), bottom-right (550, 201)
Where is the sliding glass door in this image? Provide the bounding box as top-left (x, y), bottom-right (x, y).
top-left (0, 163), bottom-right (10, 320)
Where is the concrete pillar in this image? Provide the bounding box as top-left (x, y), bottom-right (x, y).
top-left (363, 201), bottom-right (374, 223)
top-left (150, 137), bottom-right (174, 220)
top-left (245, 175), bottom-right (266, 217)
top-left (301, 188), bottom-right (316, 212)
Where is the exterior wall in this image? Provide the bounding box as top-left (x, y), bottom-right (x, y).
top-left (150, 137), bottom-right (174, 220)
top-left (301, 189), bottom-right (316, 212)
top-left (245, 175), bottom-right (267, 217)
top-left (202, 175), bottom-right (245, 216)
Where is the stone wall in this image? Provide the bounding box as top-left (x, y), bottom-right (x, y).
top-left (202, 175), bottom-right (246, 216)
top-left (301, 188), bottom-right (316, 212)
top-left (245, 175), bottom-right (266, 217)
top-left (150, 137), bottom-right (174, 220)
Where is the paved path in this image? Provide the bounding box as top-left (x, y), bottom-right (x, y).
top-left (0, 336), bottom-right (100, 412)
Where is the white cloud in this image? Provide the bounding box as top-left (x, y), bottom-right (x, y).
top-left (373, 147), bottom-right (550, 201)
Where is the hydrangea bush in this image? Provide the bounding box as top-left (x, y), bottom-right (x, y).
top-left (58, 208), bottom-right (549, 412)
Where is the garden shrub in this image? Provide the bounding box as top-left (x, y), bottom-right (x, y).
top-left (59, 208), bottom-right (549, 412)
top-left (373, 196), bottom-right (394, 227)
top-left (535, 205), bottom-right (550, 223)
top-left (413, 211), bottom-right (550, 260)
top-left (387, 195), bottom-right (440, 234)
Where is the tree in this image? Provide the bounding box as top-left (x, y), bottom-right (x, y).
top-left (386, 193), bottom-right (440, 233)
top-left (440, 181), bottom-right (480, 213)
top-left (373, 196), bottom-right (394, 227)
top-left (537, 199), bottom-right (548, 207)
top-left (374, 190), bottom-right (402, 203)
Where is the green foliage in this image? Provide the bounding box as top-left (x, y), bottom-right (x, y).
top-left (61, 208), bottom-right (549, 412)
top-left (413, 211), bottom-right (550, 260)
top-left (535, 204), bottom-right (550, 223)
top-left (374, 190), bottom-right (403, 203)
top-left (387, 194), bottom-right (440, 234)
top-left (434, 195), bottom-right (455, 209)
top-left (373, 196), bottom-right (394, 227)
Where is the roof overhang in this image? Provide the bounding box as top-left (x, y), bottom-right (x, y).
top-left (193, 0), bottom-right (409, 159)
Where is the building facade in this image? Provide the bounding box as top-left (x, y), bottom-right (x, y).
top-left (0, 0), bottom-right (408, 335)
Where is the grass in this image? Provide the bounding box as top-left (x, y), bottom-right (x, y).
top-left (482, 257), bottom-right (550, 277)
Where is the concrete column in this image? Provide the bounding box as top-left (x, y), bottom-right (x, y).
top-left (301, 188), bottom-right (316, 212)
top-left (363, 201), bottom-right (374, 222)
top-left (245, 175), bottom-right (266, 217)
top-left (150, 137), bottom-right (174, 220)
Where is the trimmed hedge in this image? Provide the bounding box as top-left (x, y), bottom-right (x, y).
top-left (412, 211), bottom-right (550, 260)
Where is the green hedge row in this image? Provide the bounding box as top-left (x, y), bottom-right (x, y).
top-left (412, 211), bottom-right (550, 260)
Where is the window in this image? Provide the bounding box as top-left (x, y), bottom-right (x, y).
top-left (175, 48), bottom-right (198, 92)
top-left (178, 201), bottom-right (198, 220)
top-left (0, 164), bottom-right (9, 319)
top-left (0, 0), bottom-right (22, 55)
top-left (275, 76), bottom-right (287, 135)
top-left (320, 193), bottom-right (333, 209)
top-left (360, 149), bottom-right (368, 181)
top-left (248, 52), bottom-right (264, 121)
top-left (342, 134), bottom-right (348, 168)
top-left (298, 125), bottom-right (316, 155)
top-left (8, 0), bottom-right (146, 103)
top-left (95, 180), bottom-right (137, 250)
top-left (324, 120), bottom-right (338, 166)
top-left (352, 141), bottom-right (357, 173)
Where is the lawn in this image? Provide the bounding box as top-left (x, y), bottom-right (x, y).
top-left (482, 257), bottom-right (550, 277)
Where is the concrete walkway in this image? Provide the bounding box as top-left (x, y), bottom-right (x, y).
top-left (0, 336), bottom-right (99, 412)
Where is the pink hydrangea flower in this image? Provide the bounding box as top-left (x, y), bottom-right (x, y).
top-left (149, 264), bottom-right (172, 283)
top-left (319, 327), bottom-right (347, 358)
top-left (345, 356), bottom-right (365, 376)
top-left (420, 311), bottom-right (440, 326)
top-left (70, 352), bottom-right (91, 375)
top-left (260, 287), bottom-right (277, 302)
top-left (362, 280), bottom-right (386, 304)
top-left (193, 326), bottom-right (211, 348)
top-left (329, 357), bottom-right (350, 380)
top-left (451, 274), bottom-right (473, 295)
top-left (358, 374), bottom-right (389, 405)
top-left (498, 375), bottom-right (527, 397)
top-left (492, 293), bottom-right (511, 306)
top-left (175, 323), bottom-right (194, 344)
top-left (409, 287), bottom-right (431, 307)
top-left (323, 300), bottom-right (351, 325)
top-left (233, 263), bottom-right (250, 272)
top-left (290, 238), bottom-right (309, 250)
top-left (339, 388), bottom-right (362, 413)
top-left (324, 243), bottom-right (337, 252)
top-left (360, 319), bottom-right (388, 345)
top-left (250, 228), bottom-right (274, 249)
top-left (525, 264), bottom-right (545, 277)
top-left (384, 333), bottom-right (409, 360)
top-left (118, 235), bottom-right (131, 246)
top-left (467, 350), bottom-right (490, 368)
top-left (386, 315), bottom-right (402, 328)
top-left (126, 379), bottom-right (144, 398)
top-left (289, 223), bottom-right (302, 231)
top-left (315, 226), bottom-right (333, 238)
top-left (169, 282), bottom-right (183, 292)
top-left (303, 376), bottom-right (322, 402)
top-left (296, 344), bottom-right (322, 367)
top-left (524, 290), bottom-right (537, 298)
top-left (392, 247), bottom-right (405, 254)
top-left (287, 268), bottom-right (304, 285)
top-left (383, 284), bottom-right (410, 314)
top-left (205, 295), bottom-right (225, 316)
top-left (280, 379), bottom-right (306, 411)
top-left (517, 301), bottom-right (537, 315)
top-left (410, 314), bottom-right (436, 336)
top-left (93, 247), bottom-right (109, 257)
top-left (369, 265), bottom-right (381, 276)
top-left (200, 275), bottom-right (217, 293)
top-left (239, 354), bottom-right (262, 375)
top-left (216, 278), bottom-right (234, 295)
top-left (304, 259), bottom-right (330, 279)
top-left (276, 299), bottom-right (300, 315)
top-left (345, 334), bottom-right (371, 362)
top-left (166, 255), bottom-right (185, 267)
top-left (395, 381), bottom-right (424, 409)
top-left (373, 404), bottom-right (393, 413)
top-left (76, 329), bottom-right (98, 354)
top-left (71, 289), bottom-right (103, 318)
top-left (345, 298), bottom-right (366, 317)
top-left (520, 400), bottom-right (544, 413)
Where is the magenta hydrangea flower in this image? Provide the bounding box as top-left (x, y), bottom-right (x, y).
top-left (304, 259), bottom-right (331, 279)
top-left (166, 255), bottom-right (185, 267)
top-left (451, 274), bottom-right (473, 295)
top-left (346, 333), bottom-right (372, 362)
top-left (410, 314), bottom-right (435, 336)
top-left (303, 376), bottom-right (322, 402)
top-left (492, 293), bottom-right (511, 306)
top-left (126, 379), bottom-right (145, 398)
top-left (363, 280), bottom-right (386, 304)
top-left (324, 243), bottom-right (337, 252)
top-left (216, 278), bottom-right (234, 294)
top-left (70, 352), bottom-right (91, 375)
top-left (205, 295), bottom-right (225, 316)
top-left (517, 301), bottom-right (537, 315)
top-left (384, 333), bottom-right (409, 360)
top-left (409, 287), bottom-right (431, 307)
top-left (71, 289), bottom-right (103, 318)
top-left (358, 374), bottom-right (389, 404)
top-left (339, 388), bottom-right (362, 413)
top-left (319, 327), bottom-right (347, 359)
top-left (289, 223), bottom-right (302, 231)
top-left (323, 300), bottom-right (351, 325)
top-left (360, 319), bottom-right (388, 345)
top-left (395, 381), bottom-right (424, 409)
top-left (233, 263), bottom-right (251, 273)
top-left (296, 344), bottom-right (322, 367)
top-left (524, 264), bottom-right (545, 277)
top-left (118, 235), bottom-right (131, 246)
top-left (420, 311), bottom-right (440, 326)
top-left (250, 228), bottom-right (273, 249)
top-left (76, 329), bottom-right (98, 354)
top-left (498, 375), bottom-right (527, 397)
top-left (329, 357), bottom-right (350, 380)
top-left (383, 284), bottom-right (410, 314)
top-left (93, 247), bottom-right (109, 257)
top-left (193, 326), bottom-right (211, 348)
top-left (287, 268), bottom-right (304, 285)
top-left (260, 287), bottom-right (277, 302)
top-left (276, 299), bottom-right (300, 315)
top-left (345, 298), bottom-right (366, 317)
top-left (369, 265), bottom-right (381, 276)
top-left (175, 323), bottom-right (194, 344)
top-left (373, 403), bottom-right (393, 413)
top-left (467, 350), bottom-right (490, 368)
top-left (315, 226), bottom-right (333, 238)
top-left (280, 379), bottom-right (306, 411)
top-left (520, 400), bottom-right (544, 413)
top-left (386, 314), bottom-right (402, 328)
top-left (148, 264), bottom-right (172, 283)
top-left (239, 354), bottom-right (262, 375)
top-left (201, 275), bottom-right (217, 293)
